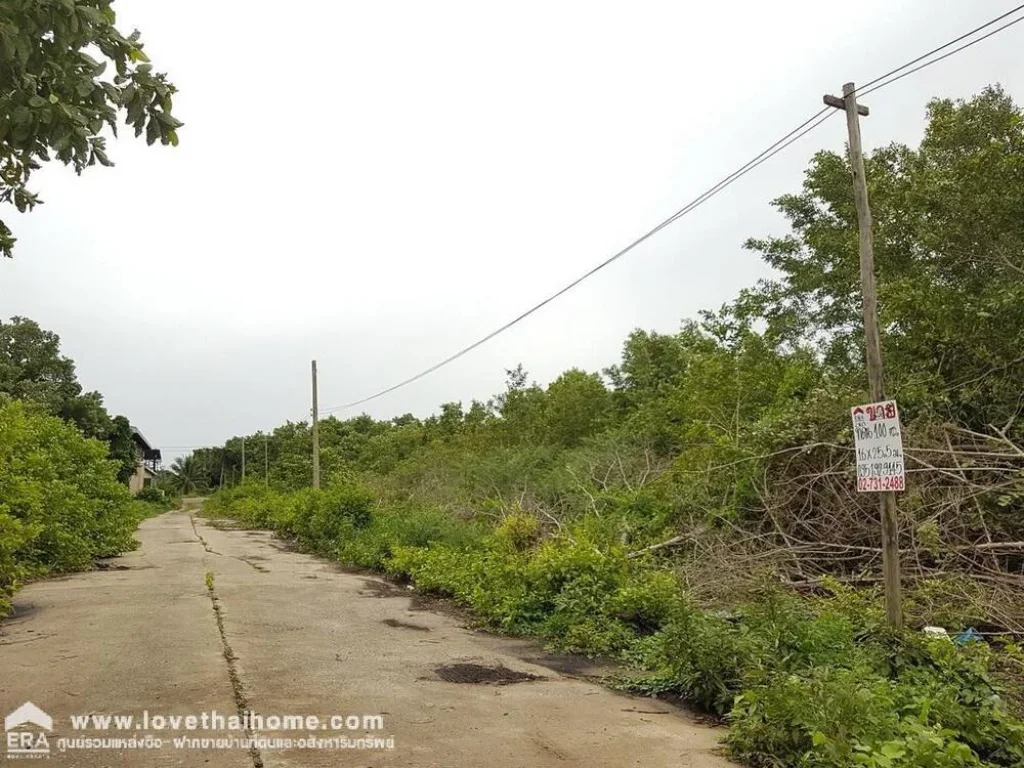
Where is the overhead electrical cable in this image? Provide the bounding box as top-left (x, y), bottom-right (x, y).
top-left (310, 4), bottom-right (1024, 414)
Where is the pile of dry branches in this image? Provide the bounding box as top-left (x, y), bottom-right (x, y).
top-left (645, 423), bottom-right (1024, 631)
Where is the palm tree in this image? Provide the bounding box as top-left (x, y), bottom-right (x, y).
top-left (167, 454), bottom-right (204, 495)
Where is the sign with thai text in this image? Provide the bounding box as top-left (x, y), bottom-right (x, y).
top-left (851, 400), bottom-right (905, 492)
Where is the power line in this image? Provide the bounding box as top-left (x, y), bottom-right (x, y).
top-left (853, 2), bottom-right (1024, 97)
top-left (321, 106), bottom-right (836, 414)
top-left (859, 12), bottom-right (1024, 100)
top-left (314, 4), bottom-right (1024, 415)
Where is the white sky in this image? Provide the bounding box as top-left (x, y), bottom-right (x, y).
top-left (2, 1), bottom-right (1022, 457)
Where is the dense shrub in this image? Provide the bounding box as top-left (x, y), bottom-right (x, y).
top-left (135, 486), bottom-right (171, 506)
top-left (204, 482), bottom-right (374, 556)
top-left (0, 401), bottom-right (141, 614)
top-left (133, 486), bottom-right (177, 519)
top-left (727, 640), bottom-right (1024, 767)
top-left (205, 484), bottom-right (1024, 767)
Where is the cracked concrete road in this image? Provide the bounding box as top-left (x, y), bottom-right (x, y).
top-left (0, 510), bottom-right (732, 767)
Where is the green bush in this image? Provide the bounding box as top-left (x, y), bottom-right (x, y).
top-left (337, 502), bottom-right (485, 569)
top-left (0, 401), bottom-right (141, 614)
top-left (728, 666), bottom-right (902, 767)
top-left (205, 482), bottom-right (375, 557)
top-left (724, 631), bottom-right (1024, 767)
top-left (289, 485), bottom-right (374, 555)
top-left (133, 487), bottom-right (175, 519)
top-left (642, 602), bottom-right (764, 714)
top-left (135, 486), bottom-right (170, 506)
top-left (892, 636), bottom-right (1024, 766)
top-left (203, 482), bottom-right (1024, 768)
top-left (204, 483), bottom-right (288, 530)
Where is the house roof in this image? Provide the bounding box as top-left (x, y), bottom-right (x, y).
top-left (131, 428), bottom-right (161, 462)
top-left (131, 427), bottom-right (152, 451)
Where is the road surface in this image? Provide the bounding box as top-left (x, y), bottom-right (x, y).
top-left (1, 509), bottom-right (731, 766)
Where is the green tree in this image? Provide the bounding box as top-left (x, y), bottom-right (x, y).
top-left (106, 414), bottom-right (136, 483)
top-left (494, 365), bottom-right (548, 445)
top-left (606, 330), bottom-right (690, 410)
top-left (0, 399), bottom-right (139, 612)
top-left (0, 0), bottom-right (182, 258)
top-left (166, 454), bottom-right (204, 495)
top-left (735, 86), bottom-right (1024, 430)
top-left (0, 315), bottom-right (111, 438)
top-left (544, 369), bottom-right (611, 447)
top-left (435, 401), bottom-right (464, 439)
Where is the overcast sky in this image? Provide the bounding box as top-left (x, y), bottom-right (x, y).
top-left (2, 1), bottom-right (1022, 458)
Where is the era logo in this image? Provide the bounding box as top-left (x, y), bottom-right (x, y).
top-left (5, 702), bottom-right (52, 757)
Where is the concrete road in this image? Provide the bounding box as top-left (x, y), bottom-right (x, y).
top-left (1, 510), bottom-right (732, 767)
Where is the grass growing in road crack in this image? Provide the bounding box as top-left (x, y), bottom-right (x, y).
top-left (203, 568), bottom-right (264, 768)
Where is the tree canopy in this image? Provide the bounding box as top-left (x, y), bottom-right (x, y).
top-left (0, 0), bottom-right (181, 258)
top-left (733, 85), bottom-right (1024, 428)
top-left (0, 315), bottom-right (137, 479)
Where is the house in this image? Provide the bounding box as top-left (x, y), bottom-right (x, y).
top-left (128, 428), bottom-right (162, 494)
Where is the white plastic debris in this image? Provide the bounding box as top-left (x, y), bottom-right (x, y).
top-left (923, 626), bottom-right (951, 640)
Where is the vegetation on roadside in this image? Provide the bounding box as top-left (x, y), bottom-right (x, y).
top-left (206, 482), bottom-right (1024, 767)
top-left (0, 317), bottom-right (164, 613)
top-left (133, 486), bottom-right (177, 518)
top-left (0, 400), bottom-right (143, 615)
top-left (0, 316), bottom-right (143, 482)
top-left (201, 86), bottom-right (1024, 766)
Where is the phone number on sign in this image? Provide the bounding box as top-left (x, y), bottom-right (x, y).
top-left (857, 475), bottom-right (905, 491)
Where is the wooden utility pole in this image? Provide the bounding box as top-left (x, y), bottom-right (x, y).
top-left (241, 437), bottom-right (246, 483)
top-left (264, 434), bottom-right (269, 488)
top-left (824, 82), bottom-right (902, 629)
top-left (311, 360), bottom-right (320, 489)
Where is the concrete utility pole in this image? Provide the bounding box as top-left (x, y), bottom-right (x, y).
top-left (264, 434), bottom-right (269, 488)
top-left (241, 437), bottom-right (246, 483)
top-left (311, 360), bottom-right (320, 489)
top-left (824, 82), bottom-right (903, 629)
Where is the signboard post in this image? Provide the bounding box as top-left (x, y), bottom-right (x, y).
top-left (824, 82), bottom-right (903, 628)
top-left (851, 400), bottom-right (905, 493)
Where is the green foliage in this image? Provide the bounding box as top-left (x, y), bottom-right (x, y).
top-left (134, 485), bottom-right (171, 507)
top-left (728, 666), bottom-right (902, 767)
top-left (339, 502), bottom-right (485, 570)
top-left (0, 399), bottom-right (140, 614)
top-left (205, 482), bottom-right (377, 558)
top-left (107, 414), bottom-right (136, 484)
top-left (287, 485), bottom-right (374, 555)
top-left (165, 453), bottom-right (208, 495)
top-left (0, 316), bottom-right (139, 479)
top-left (1, 316), bottom-right (105, 436)
top-left (727, 637), bottom-right (1024, 767)
top-left (734, 86), bottom-right (1023, 429)
top-left (543, 369), bottom-right (612, 446)
top-left (193, 86), bottom-right (1024, 768)
top-left (0, 0), bottom-right (182, 257)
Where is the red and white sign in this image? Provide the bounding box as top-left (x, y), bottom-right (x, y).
top-left (851, 400), bottom-right (905, 492)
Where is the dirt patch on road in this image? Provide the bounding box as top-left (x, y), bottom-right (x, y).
top-left (94, 561), bottom-right (132, 571)
top-left (434, 663), bottom-right (545, 685)
top-left (382, 619), bottom-right (430, 632)
top-left (358, 578), bottom-right (408, 599)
